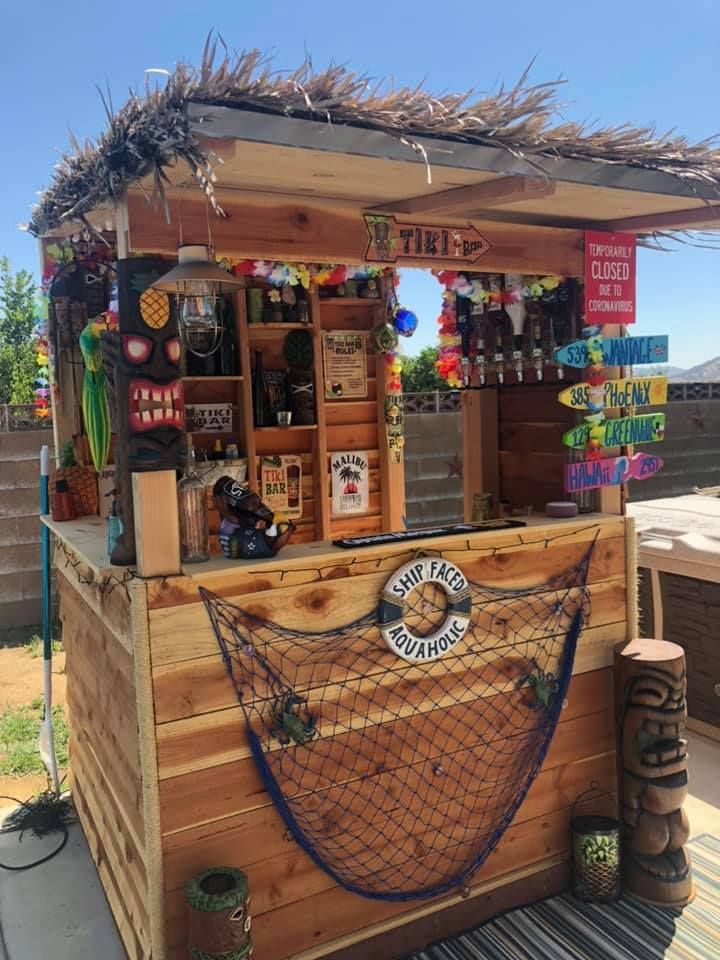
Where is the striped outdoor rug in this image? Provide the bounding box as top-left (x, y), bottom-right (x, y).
top-left (407, 835), bottom-right (720, 960)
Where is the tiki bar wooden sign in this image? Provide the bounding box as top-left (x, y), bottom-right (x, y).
top-left (364, 214), bottom-right (491, 264)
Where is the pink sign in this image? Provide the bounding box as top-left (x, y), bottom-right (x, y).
top-left (584, 231), bottom-right (636, 325)
top-left (565, 452), bottom-right (663, 493)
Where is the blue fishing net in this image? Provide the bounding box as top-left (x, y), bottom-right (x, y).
top-left (200, 540), bottom-right (593, 901)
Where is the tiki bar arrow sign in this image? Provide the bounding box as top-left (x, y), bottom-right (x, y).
top-left (562, 413), bottom-right (666, 449)
top-left (558, 376), bottom-right (668, 411)
top-left (565, 452), bottom-right (664, 493)
top-left (554, 335), bottom-right (669, 369)
top-left (364, 214), bottom-right (491, 265)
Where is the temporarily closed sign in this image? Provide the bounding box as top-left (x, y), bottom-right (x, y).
top-left (584, 230), bottom-right (636, 325)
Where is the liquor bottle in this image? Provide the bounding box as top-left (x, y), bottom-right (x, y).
top-left (219, 300), bottom-right (238, 376)
top-left (252, 350), bottom-right (267, 427)
top-left (287, 462), bottom-right (301, 511)
top-left (177, 437), bottom-right (209, 563)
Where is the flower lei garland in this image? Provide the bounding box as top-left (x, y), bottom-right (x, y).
top-left (226, 259), bottom-right (388, 289)
top-left (33, 305), bottom-right (51, 419)
top-left (434, 271), bottom-right (564, 388)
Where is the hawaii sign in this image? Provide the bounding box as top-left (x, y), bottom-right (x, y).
top-left (566, 452), bottom-right (664, 493)
top-left (562, 413), bottom-right (665, 449)
top-left (555, 335), bottom-right (668, 369)
top-left (558, 376), bottom-right (667, 411)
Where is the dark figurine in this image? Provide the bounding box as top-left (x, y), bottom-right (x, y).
top-left (213, 477), bottom-right (294, 559)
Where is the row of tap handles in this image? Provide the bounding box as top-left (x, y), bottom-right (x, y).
top-left (455, 295), bottom-right (572, 388)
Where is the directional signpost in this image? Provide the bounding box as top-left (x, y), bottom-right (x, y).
top-left (565, 452), bottom-right (664, 493)
top-left (557, 376), bottom-right (668, 411)
top-left (554, 335), bottom-right (669, 369)
top-left (558, 230), bottom-right (667, 496)
top-left (562, 413), bottom-right (666, 450)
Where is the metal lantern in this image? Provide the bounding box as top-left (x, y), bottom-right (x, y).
top-left (151, 245), bottom-right (242, 358)
top-left (571, 783), bottom-right (621, 902)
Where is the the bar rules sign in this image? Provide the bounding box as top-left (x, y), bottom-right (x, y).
top-left (584, 231), bottom-right (636, 325)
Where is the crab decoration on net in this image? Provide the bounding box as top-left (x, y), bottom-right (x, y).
top-left (517, 662), bottom-right (561, 711)
top-left (269, 692), bottom-right (318, 747)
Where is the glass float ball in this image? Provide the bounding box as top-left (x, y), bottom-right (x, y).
top-left (371, 321), bottom-right (399, 354)
top-left (393, 306), bottom-right (418, 337)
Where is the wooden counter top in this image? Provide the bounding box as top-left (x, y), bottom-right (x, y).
top-left (43, 511), bottom-right (623, 584)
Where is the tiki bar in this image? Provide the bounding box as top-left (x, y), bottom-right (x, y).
top-left (29, 42), bottom-right (719, 960)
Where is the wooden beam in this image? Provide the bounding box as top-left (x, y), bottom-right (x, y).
top-left (369, 176), bottom-right (555, 217)
top-left (602, 204), bottom-right (720, 233)
top-left (462, 389), bottom-right (499, 521)
top-left (125, 192), bottom-right (583, 277)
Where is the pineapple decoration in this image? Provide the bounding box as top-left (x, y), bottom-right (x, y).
top-left (131, 271), bottom-right (170, 329)
top-left (52, 440), bottom-right (99, 517)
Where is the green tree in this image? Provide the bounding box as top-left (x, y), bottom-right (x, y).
top-left (0, 258), bottom-right (37, 404)
top-left (402, 346), bottom-right (447, 393)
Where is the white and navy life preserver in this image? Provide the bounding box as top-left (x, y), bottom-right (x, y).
top-left (378, 557), bottom-right (472, 663)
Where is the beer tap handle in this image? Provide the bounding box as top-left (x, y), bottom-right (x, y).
top-left (456, 297), bottom-right (474, 388)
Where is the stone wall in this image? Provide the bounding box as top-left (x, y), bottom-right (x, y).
top-left (404, 412), bottom-right (464, 528)
top-left (0, 430), bottom-right (53, 630)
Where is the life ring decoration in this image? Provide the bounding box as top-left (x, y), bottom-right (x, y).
top-left (378, 557), bottom-right (472, 663)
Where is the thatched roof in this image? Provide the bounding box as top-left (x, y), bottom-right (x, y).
top-left (27, 36), bottom-right (720, 237)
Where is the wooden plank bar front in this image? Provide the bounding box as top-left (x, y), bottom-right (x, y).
top-left (48, 512), bottom-right (631, 960)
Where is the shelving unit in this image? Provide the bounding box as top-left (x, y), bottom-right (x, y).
top-left (178, 278), bottom-right (404, 546)
top-left (182, 375), bottom-right (244, 383)
top-left (255, 424), bottom-right (318, 433)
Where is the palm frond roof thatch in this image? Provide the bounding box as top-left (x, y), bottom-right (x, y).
top-left (27, 37), bottom-right (720, 237)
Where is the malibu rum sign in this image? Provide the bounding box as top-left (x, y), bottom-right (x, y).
top-left (364, 214), bottom-right (491, 264)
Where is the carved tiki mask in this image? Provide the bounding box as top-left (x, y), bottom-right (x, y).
top-left (619, 654), bottom-right (693, 905)
top-left (102, 258), bottom-right (185, 565)
top-left (115, 258), bottom-right (185, 469)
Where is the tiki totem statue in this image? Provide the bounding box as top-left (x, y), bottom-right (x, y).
top-left (615, 638), bottom-right (693, 906)
top-left (102, 258), bottom-right (185, 565)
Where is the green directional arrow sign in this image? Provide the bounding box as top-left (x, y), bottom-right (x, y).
top-left (562, 413), bottom-right (666, 449)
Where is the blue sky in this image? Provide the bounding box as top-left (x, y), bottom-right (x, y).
top-left (2, 0), bottom-right (719, 368)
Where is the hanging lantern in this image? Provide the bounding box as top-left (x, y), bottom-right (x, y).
top-left (393, 305), bottom-right (418, 338)
top-left (151, 245), bottom-right (242, 358)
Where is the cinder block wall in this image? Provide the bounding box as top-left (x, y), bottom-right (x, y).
top-left (0, 430), bottom-right (53, 629)
top-left (404, 412), bottom-right (463, 528)
top-left (627, 399), bottom-right (720, 500)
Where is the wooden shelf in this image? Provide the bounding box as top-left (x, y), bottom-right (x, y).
top-left (248, 323), bottom-right (314, 334)
top-left (182, 376), bottom-right (244, 382)
top-left (319, 298), bottom-right (381, 306)
top-left (254, 424), bottom-right (318, 433)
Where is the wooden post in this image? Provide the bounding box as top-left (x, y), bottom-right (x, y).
top-left (462, 389), bottom-right (499, 521)
top-left (614, 637), bottom-right (693, 906)
top-left (233, 289), bottom-right (258, 493)
top-left (598, 323), bottom-right (624, 515)
top-left (309, 286), bottom-right (331, 540)
top-left (132, 471), bottom-right (180, 577)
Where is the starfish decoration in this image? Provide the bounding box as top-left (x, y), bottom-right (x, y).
top-left (446, 454), bottom-right (463, 479)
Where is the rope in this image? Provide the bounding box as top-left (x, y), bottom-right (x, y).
top-left (200, 540), bottom-right (594, 901)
